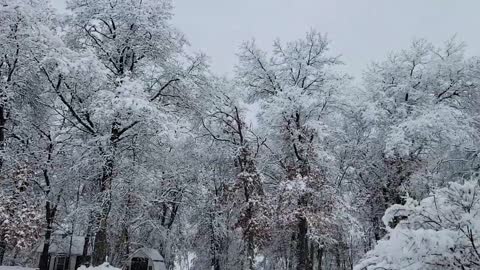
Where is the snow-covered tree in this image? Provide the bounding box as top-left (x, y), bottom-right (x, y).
top-left (237, 30), bottom-right (353, 270)
top-left (350, 38), bottom-right (480, 244)
top-left (0, 0), bottom-right (64, 265)
top-left (198, 79), bottom-right (270, 270)
top-left (30, 0), bottom-right (210, 266)
top-left (355, 179), bottom-right (480, 270)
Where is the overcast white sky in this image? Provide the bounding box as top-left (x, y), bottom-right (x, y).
top-left (51, 0), bottom-right (480, 79)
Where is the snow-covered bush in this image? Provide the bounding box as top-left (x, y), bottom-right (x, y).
top-left (355, 179), bottom-right (480, 270)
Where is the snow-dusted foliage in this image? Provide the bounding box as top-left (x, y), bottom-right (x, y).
top-left (355, 180), bottom-right (480, 270)
top-left (365, 39), bottom-right (476, 160)
top-left (0, 187), bottom-right (42, 251)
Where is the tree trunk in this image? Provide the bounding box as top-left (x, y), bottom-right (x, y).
top-left (39, 146), bottom-right (56, 270)
top-left (246, 227), bottom-right (255, 270)
top-left (92, 122), bottom-right (119, 266)
top-left (116, 225), bottom-right (129, 266)
top-left (309, 242), bottom-right (314, 270)
top-left (212, 257), bottom-right (220, 270)
top-left (77, 213), bottom-right (93, 267)
top-left (0, 104), bottom-right (5, 170)
top-left (244, 190), bottom-right (255, 270)
top-left (372, 215), bottom-right (382, 242)
top-left (335, 247), bottom-right (341, 270)
top-left (92, 155), bottom-right (114, 266)
top-left (80, 234), bottom-right (90, 266)
top-left (38, 204), bottom-right (55, 270)
top-left (0, 239), bottom-right (6, 265)
top-left (92, 217), bottom-right (109, 266)
top-left (0, 103), bottom-right (5, 266)
top-left (237, 145), bottom-right (263, 270)
top-left (316, 247), bottom-right (323, 270)
top-left (296, 216), bottom-right (311, 270)
top-left (209, 211), bottom-right (221, 270)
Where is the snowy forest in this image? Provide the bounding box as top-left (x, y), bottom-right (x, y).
top-left (1, 0), bottom-right (480, 270)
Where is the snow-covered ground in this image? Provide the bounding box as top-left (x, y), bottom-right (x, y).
top-left (0, 266), bottom-right (37, 270)
top-left (0, 263), bottom-right (120, 270)
top-left (78, 262), bottom-right (120, 270)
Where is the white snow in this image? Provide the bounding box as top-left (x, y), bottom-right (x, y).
top-left (0, 267), bottom-right (36, 270)
top-left (77, 263), bottom-right (120, 270)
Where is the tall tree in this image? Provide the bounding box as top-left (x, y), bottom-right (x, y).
top-left (200, 80), bottom-right (270, 270)
top-left (0, 0), bottom-right (60, 264)
top-left (237, 30), bottom-right (351, 270)
top-left (356, 38), bottom-right (478, 242)
top-left (37, 0), bottom-right (192, 265)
